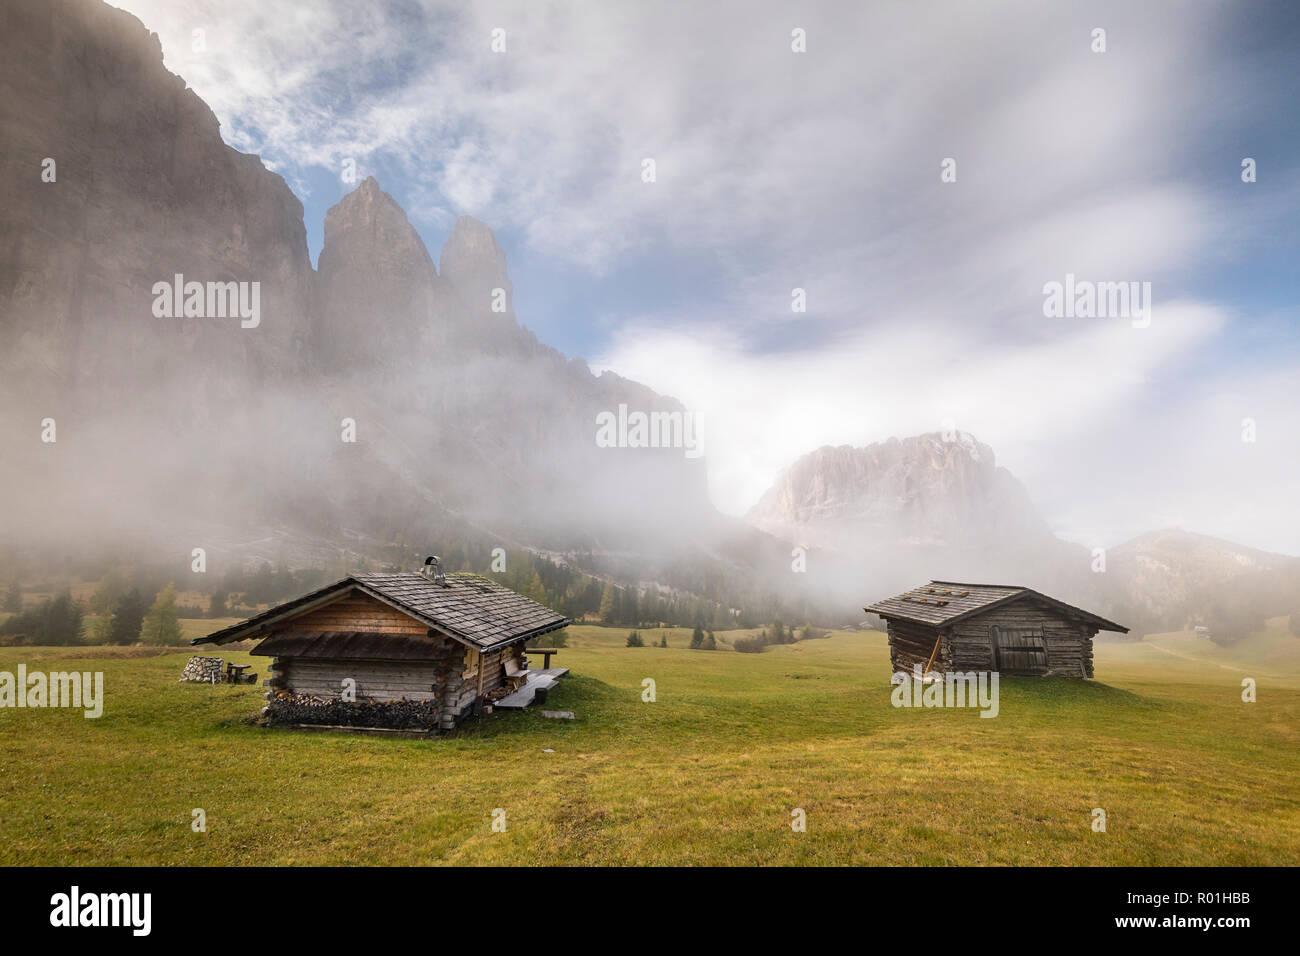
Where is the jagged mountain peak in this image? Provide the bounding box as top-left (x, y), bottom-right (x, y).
top-left (446, 213), bottom-right (500, 249)
top-left (320, 177), bottom-right (437, 276)
top-left (331, 175), bottom-right (398, 216)
top-left (440, 214), bottom-right (512, 309)
top-left (746, 431), bottom-right (1048, 550)
top-left (312, 179), bottom-right (443, 372)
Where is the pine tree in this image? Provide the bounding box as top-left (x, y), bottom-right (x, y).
top-left (207, 590), bottom-right (229, 618)
top-left (44, 591), bottom-right (84, 645)
top-left (703, 630), bottom-right (716, 650)
top-left (599, 582), bottom-right (617, 624)
top-left (1, 592), bottom-right (85, 645)
top-left (525, 570), bottom-right (547, 606)
top-left (690, 625), bottom-right (704, 649)
top-left (3, 579), bottom-right (21, 614)
top-left (626, 630), bottom-right (644, 647)
top-left (659, 633), bottom-right (668, 648)
top-left (142, 583), bottom-right (184, 645)
top-left (108, 589), bottom-right (147, 645)
top-left (87, 613), bottom-right (113, 645)
top-left (88, 566), bottom-right (128, 615)
top-left (248, 562), bottom-right (274, 606)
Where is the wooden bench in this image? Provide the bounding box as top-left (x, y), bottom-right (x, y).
top-left (503, 657), bottom-right (529, 692)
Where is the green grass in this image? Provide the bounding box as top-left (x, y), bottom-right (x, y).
top-left (0, 620), bottom-right (1297, 865)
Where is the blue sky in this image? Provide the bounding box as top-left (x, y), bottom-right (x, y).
top-left (113, 0), bottom-right (1299, 552)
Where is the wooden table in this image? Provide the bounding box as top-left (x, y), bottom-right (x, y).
top-left (226, 663), bottom-right (251, 683)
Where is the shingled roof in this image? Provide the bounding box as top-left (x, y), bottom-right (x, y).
top-left (865, 581), bottom-right (1127, 632)
top-left (193, 571), bottom-right (570, 652)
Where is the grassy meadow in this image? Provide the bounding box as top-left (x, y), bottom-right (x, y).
top-left (1, 619), bottom-right (1297, 865)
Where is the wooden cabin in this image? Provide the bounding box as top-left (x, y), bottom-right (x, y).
top-left (865, 581), bottom-right (1127, 678)
top-left (193, 561), bottom-right (569, 731)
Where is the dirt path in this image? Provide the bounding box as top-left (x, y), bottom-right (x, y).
top-left (1146, 639), bottom-right (1281, 679)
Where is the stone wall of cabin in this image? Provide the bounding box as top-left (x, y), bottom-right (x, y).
top-left (946, 600), bottom-right (1095, 677)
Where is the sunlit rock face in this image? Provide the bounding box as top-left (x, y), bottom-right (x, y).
top-left (747, 432), bottom-right (1051, 552)
top-left (440, 215), bottom-right (512, 313)
top-left (312, 177), bottom-right (446, 376)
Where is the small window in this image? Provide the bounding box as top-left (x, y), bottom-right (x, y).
top-left (990, 626), bottom-right (1048, 674)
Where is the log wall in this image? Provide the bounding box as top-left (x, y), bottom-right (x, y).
top-left (887, 597), bottom-right (1096, 678)
top-left (278, 658), bottom-right (444, 701)
top-left (946, 599), bottom-right (1095, 677)
top-left (265, 639), bottom-right (529, 730)
top-left (282, 594), bottom-right (428, 634)
top-left (257, 591), bottom-right (533, 730)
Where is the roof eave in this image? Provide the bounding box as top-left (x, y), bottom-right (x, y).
top-left (191, 578), bottom-right (360, 646)
top-left (192, 577), bottom-right (573, 652)
top-left (476, 617), bottom-right (573, 654)
top-left (864, 590), bottom-right (1129, 633)
top-left (346, 582), bottom-right (570, 650)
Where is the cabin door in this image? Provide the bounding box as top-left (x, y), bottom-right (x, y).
top-left (990, 626), bottom-right (1048, 675)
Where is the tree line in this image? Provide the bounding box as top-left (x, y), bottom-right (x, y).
top-left (0, 582), bottom-right (187, 646)
top-left (0, 537), bottom-right (836, 647)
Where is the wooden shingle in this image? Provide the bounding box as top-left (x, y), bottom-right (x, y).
top-left (865, 580), bottom-right (1127, 632)
top-left (193, 571), bottom-right (570, 652)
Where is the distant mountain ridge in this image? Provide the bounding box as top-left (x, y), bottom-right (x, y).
top-left (1105, 528), bottom-right (1299, 638)
top-left (746, 437), bottom-right (1300, 640)
top-left (746, 432), bottom-right (1051, 551)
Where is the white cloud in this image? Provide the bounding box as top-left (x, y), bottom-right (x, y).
top-left (107, 0), bottom-right (1297, 552)
top-left (594, 301), bottom-right (1226, 515)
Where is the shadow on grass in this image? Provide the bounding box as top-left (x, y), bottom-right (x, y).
top-left (996, 676), bottom-right (1161, 711)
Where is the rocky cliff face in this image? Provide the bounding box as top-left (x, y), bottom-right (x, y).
top-left (0, 0), bottom-right (712, 560)
top-left (312, 177), bottom-right (445, 375)
top-left (0, 0), bottom-right (313, 418)
top-left (747, 432), bottom-right (1050, 551)
top-left (441, 218), bottom-right (511, 315)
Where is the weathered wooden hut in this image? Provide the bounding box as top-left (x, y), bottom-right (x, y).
top-left (193, 560), bottom-right (570, 731)
top-left (865, 581), bottom-right (1127, 678)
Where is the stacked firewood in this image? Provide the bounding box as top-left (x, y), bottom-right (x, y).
top-left (179, 656), bottom-right (226, 683)
top-left (263, 691), bottom-right (441, 730)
